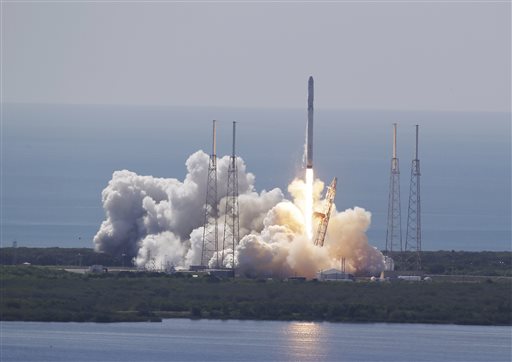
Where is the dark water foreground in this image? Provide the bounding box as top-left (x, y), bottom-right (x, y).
top-left (1, 320), bottom-right (511, 362)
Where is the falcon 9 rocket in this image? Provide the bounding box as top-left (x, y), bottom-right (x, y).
top-left (306, 76), bottom-right (314, 169)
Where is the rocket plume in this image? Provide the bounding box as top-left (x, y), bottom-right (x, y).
top-left (93, 151), bottom-right (385, 278)
top-left (305, 168), bottom-right (314, 239)
top-left (92, 76), bottom-right (385, 277)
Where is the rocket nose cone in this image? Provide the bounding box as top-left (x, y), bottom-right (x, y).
top-left (308, 76), bottom-right (314, 107)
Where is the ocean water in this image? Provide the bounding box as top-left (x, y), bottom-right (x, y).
top-left (1, 103), bottom-right (510, 250)
top-left (1, 320), bottom-right (511, 362)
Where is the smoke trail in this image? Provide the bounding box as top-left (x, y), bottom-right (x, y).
top-left (305, 169), bottom-right (314, 239)
top-left (93, 150), bottom-right (384, 276)
top-left (236, 179), bottom-right (384, 278)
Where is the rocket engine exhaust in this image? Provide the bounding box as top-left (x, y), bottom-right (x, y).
top-left (93, 74), bottom-right (386, 278)
top-left (305, 168), bottom-right (314, 239)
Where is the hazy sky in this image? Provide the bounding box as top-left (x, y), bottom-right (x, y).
top-left (3, 1), bottom-right (511, 112)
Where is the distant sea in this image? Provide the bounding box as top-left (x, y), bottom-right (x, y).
top-left (1, 103), bottom-right (510, 251)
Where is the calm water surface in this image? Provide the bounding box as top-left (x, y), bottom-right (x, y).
top-left (1, 320), bottom-right (511, 362)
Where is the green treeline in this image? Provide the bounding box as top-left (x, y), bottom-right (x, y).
top-left (394, 250), bottom-right (512, 276)
top-left (1, 248), bottom-right (511, 276)
top-left (1, 266), bottom-right (510, 325)
top-left (0, 247), bottom-right (119, 267)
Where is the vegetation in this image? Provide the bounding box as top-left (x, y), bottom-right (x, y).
top-left (1, 248), bottom-right (510, 276)
top-left (0, 247), bottom-right (122, 267)
top-left (1, 266), bottom-right (510, 325)
top-left (395, 250), bottom-right (512, 276)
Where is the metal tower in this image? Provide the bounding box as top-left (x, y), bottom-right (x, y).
top-left (314, 177), bottom-right (337, 247)
top-left (385, 123), bottom-right (403, 259)
top-left (201, 120), bottom-right (219, 268)
top-left (405, 125), bottom-right (422, 270)
top-left (222, 121), bottom-right (240, 271)
top-left (146, 249), bottom-right (156, 271)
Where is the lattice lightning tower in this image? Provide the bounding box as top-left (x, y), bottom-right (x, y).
top-left (314, 177), bottom-right (337, 247)
top-left (386, 123), bottom-right (403, 257)
top-left (201, 120), bottom-right (219, 268)
top-left (222, 121), bottom-right (240, 271)
top-left (405, 125), bottom-right (422, 270)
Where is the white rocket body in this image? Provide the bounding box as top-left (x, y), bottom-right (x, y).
top-left (307, 76), bottom-right (314, 169)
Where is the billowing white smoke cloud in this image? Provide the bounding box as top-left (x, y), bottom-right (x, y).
top-left (94, 150), bottom-right (384, 277)
top-left (235, 178), bottom-right (384, 278)
top-left (94, 151), bottom-right (282, 266)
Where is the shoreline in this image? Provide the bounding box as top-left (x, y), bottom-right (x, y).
top-left (2, 318), bottom-right (512, 328)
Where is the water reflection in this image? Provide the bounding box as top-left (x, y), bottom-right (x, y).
top-left (283, 322), bottom-right (326, 361)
